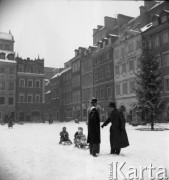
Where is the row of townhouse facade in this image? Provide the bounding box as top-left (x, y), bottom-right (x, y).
top-left (0, 31), bottom-right (45, 123)
top-left (45, 1), bottom-right (169, 123)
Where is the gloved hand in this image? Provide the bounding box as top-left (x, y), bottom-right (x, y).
top-left (101, 124), bottom-right (104, 128)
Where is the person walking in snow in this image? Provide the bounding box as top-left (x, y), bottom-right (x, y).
top-left (101, 102), bottom-right (129, 155)
top-left (87, 98), bottom-right (100, 157)
top-left (8, 112), bottom-right (15, 129)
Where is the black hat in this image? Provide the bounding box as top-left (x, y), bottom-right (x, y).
top-left (108, 102), bottom-right (116, 108)
top-left (91, 97), bottom-right (97, 103)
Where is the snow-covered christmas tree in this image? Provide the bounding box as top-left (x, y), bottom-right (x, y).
top-left (135, 39), bottom-right (167, 130)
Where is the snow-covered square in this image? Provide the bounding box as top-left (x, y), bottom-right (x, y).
top-left (0, 122), bottom-right (169, 180)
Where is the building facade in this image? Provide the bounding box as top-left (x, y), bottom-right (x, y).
top-left (114, 29), bottom-right (142, 123)
top-left (16, 57), bottom-right (45, 121)
top-left (0, 31), bottom-right (15, 123)
top-left (141, 7), bottom-right (169, 121)
top-left (81, 46), bottom-right (97, 121)
top-left (93, 34), bottom-right (118, 122)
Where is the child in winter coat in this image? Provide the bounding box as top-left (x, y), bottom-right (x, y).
top-left (74, 127), bottom-right (87, 148)
top-left (59, 127), bottom-right (72, 144)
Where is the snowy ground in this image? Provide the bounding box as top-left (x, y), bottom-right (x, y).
top-left (0, 122), bottom-right (169, 180)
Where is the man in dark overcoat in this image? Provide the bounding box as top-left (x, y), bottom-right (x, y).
top-left (101, 102), bottom-right (129, 155)
top-left (87, 98), bottom-right (100, 157)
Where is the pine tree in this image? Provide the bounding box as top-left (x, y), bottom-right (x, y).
top-left (135, 47), bottom-right (166, 130)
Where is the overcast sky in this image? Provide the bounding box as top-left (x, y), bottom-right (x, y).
top-left (0, 0), bottom-right (144, 68)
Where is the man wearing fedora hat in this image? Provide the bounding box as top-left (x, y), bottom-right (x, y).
top-left (87, 97), bottom-right (101, 157)
top-left (101, 102), bottom-right (129, 155)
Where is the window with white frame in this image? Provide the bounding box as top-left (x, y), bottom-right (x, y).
top-left (130, 81), bottom-right (135, 94)
top-left (164, 78), bottom-right (169, 92)
top-left (107, 87), bottom-right (111, 97)
top-left (8, 82), bottom-right (14, 90)
top-left (122, 63), bottom-right (127, 74)
top-left (19, 93), bottom-right (25, 102)
top-left (35, 80), bottom-right (40, 88)
top-left (0, 82), bottom-right (5, 90)
top-left (122, 82), bottom-right (128, 95)
top-left (154, 35), bottom-right (160, 48)
top-left (0, 67), bottom-right (5, 73)
top-left (129, 59), bottom-right (135, 72)
top-left (19, 79), bottom-right (25, 87)
top-left (35, 94), bottom-right (40, 103)
top-left (27, 94), bottom-right (33, 103)
top-left (27, 79), bottom-right (33, 87)
top-left (162, 52), bottom-right (169, 66)
top-left (18, 65), bottom-right (24, 72)
top-left (162, 30), bottom-right (169, 44)
top-left (115, 65), bottom-right (120, 76)
top-left (115, 84), bottom-right (120, 96)
top-left (9, 67), bottom-right (15, 74)
top-left (105, 65), bottom-right (111, 78)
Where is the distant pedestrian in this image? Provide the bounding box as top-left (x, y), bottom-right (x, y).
top-left (101, 102), bottom-right (129, 155)
top-left (87, 98), bottom-right (100, 157)
top-left (8, 112), bottom-right (15, 129)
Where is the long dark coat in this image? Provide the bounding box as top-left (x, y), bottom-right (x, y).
top-left (102, 109), bottom-right (129, 149)
top-left (87, 106), bottom-right (101, 144)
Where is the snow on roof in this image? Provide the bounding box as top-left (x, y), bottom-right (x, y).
top-left (0, 32), bottom-right (14, 41)
top-left (45, 90), bottom-right (51, 94)
top-left (0, 59), bottom-right (16, 63)
top-left (148, 1), bottom-right (165, 11)
top-left (51, 73), bottom-right (60, 79)
top-left (141, 22), bottom-right (153, 32)
top-left (59, 67), bottom-right (71, 75)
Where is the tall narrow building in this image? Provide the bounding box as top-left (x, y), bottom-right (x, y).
top-left (0, 31), bottom-right (16, 123)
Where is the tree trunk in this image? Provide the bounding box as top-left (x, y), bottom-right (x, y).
top-left (151, 113), bottom-right (154, 130)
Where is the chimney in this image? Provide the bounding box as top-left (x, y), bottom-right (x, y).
top-left (144, 0), bottom-right (156, 11)
top-left (104, 16), bottom-right (117, 29)
top-left (75, 49), bottom-right (79, 56)
top-left (140, 6), bottom-right (146, 15)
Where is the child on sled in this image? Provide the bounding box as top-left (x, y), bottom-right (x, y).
top-left (59, 127), bottom-right (72, 145)
top-left (74, 127), bottom-right (88, 148)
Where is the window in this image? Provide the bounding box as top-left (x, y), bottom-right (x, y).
top-left (107, 87), bottom-right (111, 97)
top-left (9, 68), bottom-right (14, 74)
top-left (8, 97), bottom-right (14, 105)
top-left (19, 93), bottom-right (24, 102)
top-left (26, 67), bottom-right (31, 73)
top-left (162, 31), bottom-right (169, 44)
top-left (129, 59), bottom-right (134, 72)
top-left (165, 78), bottom-right (169, 92)
top-left (5, 45), bottom-right (9, 50)
top-left (161, 15), bottom-right (167, 23)
top-left (35, 80), bottom-right (40, 88)
top-left (33, 67), bottom-right (39, 73)
top-left (162, 52), bottom-right (169, 66)
top-left (122, 63), bottom-right (127, 74)
top-left (122, 82), bottom-right (128, 95)
top-left (0, 82), bottom-right (5, 90)
top-left (0, 68), bottom-right (5, 73)
top-left (115, 65), bottom-right (120, 76)
top-left (19, 79), bottom-right (25, 87)
top-left (27, 79), bottom-right (33, 87)
top-left (154, 35), bottom-right (160, 48)
top-left (27, 94), bottom-right (33, 103)
top-left (116, 84), bottom-right (120, 96)
top-left (153, 19), bottom-right (158, 27)
top-left (130, 81), bottom-right (135, 94)
top-left (35, 95), bottom-right (40, 103)
top-left (0, 53), bottom-right (5, 59)
top-left (0, 97), bottom-right (5, 104)
top-left (8, 82), bottom-right (14, 90)
top-left (105, 66), bottom-right (111, 78)
top-left (18, 65), bottom-right (24, 72)
top-left (100, 89), bottom-right (104, 99)
top-left (94, 71), bottom-right (98, 81)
